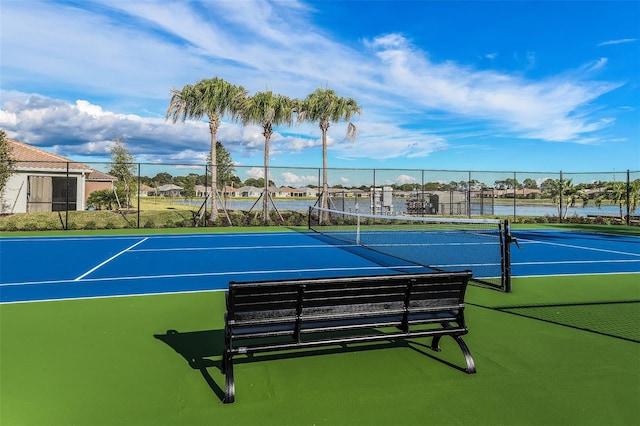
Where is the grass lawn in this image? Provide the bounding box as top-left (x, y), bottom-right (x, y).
top-left (1, 274), bottom-right (638, 425)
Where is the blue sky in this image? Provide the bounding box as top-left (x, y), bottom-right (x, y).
top-left (1, 0), bottom-right (638, 175)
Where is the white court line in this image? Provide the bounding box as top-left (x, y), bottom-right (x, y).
top-left (0, 231), bottom-right (302, 244)
top-left (513, 259), bottom-right (640, 266)
top-left (74, 238), bottom-right (148, 281)
top-left (6, 271), bottom-right (640, 305)
top-left (130, 241), bottom-right (499, 253)
top-left (514, 271), bottom-right (640, 279)
top-left (131, 244), bottom-right (348, 252)
top-left (517, 238), bottom-right (640, 258)
top-left (1, 265), bottom-right (426, 288)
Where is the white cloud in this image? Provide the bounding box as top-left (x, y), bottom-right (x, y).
top-left (396, 174), bottom-right (419, 184)
top-left (245, 167), bottom-right (265, 180)
top-left (0, 93), bottom-right (213, 160)
top-left (598, 38), bottom-right (637, 47)
top-left (0, 1), bottom-right (628, 167)
top-left (280, 172), bottom-right (317, 186)
top-left (367, 33), bottom-right (620, 142)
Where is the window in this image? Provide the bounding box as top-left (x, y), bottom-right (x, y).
top-left (27, 176), bottom-right (77, 212)
top-left (52, 177), bottom-right (77, 211)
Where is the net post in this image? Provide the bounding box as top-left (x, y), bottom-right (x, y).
top-left (503, 219), bottom-right (513, 293)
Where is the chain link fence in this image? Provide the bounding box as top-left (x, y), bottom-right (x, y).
top-left (1, 160), bottom-right (638, 230)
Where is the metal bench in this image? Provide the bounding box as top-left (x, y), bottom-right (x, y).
top-left (223, 271), bottom-right (476, 403)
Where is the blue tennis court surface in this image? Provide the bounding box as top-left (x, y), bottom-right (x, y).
top-left (1, 229), bottom-right (638, 303)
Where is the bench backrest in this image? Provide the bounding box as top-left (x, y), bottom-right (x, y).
top-left (227, 271), bottom-right (472, 330)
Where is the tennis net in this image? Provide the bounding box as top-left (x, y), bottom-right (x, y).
top-left (308, 206), bottom-right (513, 291)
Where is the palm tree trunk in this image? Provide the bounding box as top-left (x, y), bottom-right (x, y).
top-left (263, 126), bottom-right (272, 225)
top-left (209, 119), bottom-right (219, 222)
top-left (320, 120), bottom-right (330, 211)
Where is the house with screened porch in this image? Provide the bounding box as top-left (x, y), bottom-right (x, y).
top-left (1, 138), bottom-right (115, 214)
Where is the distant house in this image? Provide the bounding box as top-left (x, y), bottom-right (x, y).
top-left (157, 184), bottom-right (183, 197)
top-left (236, 186), bottom-right (262, 198)
top-left (85, 170), bottom-right (117, 204)
top-left (1, 138), bottom-right (98, 213)
top-left (222, 186), bottom-right (238, 198)
top-left (138, 184), bottom-right (154, 197)
top-left (275, 187), bottom-right (294, 197)
top-left (194, 185), bottom-right (208, 197)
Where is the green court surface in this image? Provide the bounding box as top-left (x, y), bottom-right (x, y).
top-left (1, 274), bottom-right (638, 425)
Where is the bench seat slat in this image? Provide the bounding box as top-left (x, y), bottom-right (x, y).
top-left (230, 310), bottom-right (461, 337)
top-left (230, 327), bottom-right (468, 356)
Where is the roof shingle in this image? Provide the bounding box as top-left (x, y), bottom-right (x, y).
top-left (8, 138), bottom-right (92, 172)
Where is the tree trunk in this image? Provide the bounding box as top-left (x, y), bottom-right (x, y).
top-left (320, 120), bottom-right (330, 212)
top-left (263, 125), bottom-right (272, 225)
top-left (209, 118), bottom-right (220, 222)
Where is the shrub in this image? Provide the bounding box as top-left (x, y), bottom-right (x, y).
top-left (3, 221), bottom-right (17, 231)
top-left (44, 221), bottom-right (60, 230)
top-left (23, 222), bottom-right (38, 231)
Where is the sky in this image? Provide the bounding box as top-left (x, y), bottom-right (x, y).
top-left (1, 0), bottom-right (639, 177)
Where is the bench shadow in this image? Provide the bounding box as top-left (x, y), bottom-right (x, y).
top-left (154, 329), bottom-right (226, 401)
top-left (155, 329), bottom-right (468, 403)
top-left (402, 339), bottom-right (470, 373)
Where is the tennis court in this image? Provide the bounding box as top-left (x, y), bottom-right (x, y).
top-left (1, 223), bottom-right (638, 304)
top-left (1, 224), bottom-right (639, 425)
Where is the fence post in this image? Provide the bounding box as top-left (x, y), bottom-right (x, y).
top-left (513, 171), bottom-right (517, 222)
top-left (372, 169), bottom-right (376, 215)
top-left (467, 171), bottom-right (471, 218)
top-left (137, 163), bottom-right (141, 228)
top-left (626, 169), bottom-right (631, 226)
top-left (65, 162), bottom-right (69, 230)
top-left (421, 170), bottom-right (425, 217)
top-left (559, 170), bottom-right (563, 223)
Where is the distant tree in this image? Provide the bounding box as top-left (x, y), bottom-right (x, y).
top-left (0, 129), bottom-right (16, 195)
top-left (244, 178), bottom-right (262, 188)
top-left (505, 178), bottom-right (520, 190)
top-left (468, 179), bottom-right (481, 190)
top-left (108, 136), bottom-right (136, 209)
top-left (423, 182), bottom-right (441, 191)
top-left (206, 141), bottom-right (236, 188)
top-left (151, 172), bottom-right (173, 185)
top-left (166, 77), bottom-right (247, 221)
top-left (541, 177), bottom-right (586, 219)
top-left (523, 178), bottom-right (539, 189)
top-left (182, 174), bottom-right (196, 200)
top-left (596, 180), bottom-right (640, 221)
top-left (243, 177), bottom-right (275, 188)
top-left (87, 189), bottom-right (118, 210)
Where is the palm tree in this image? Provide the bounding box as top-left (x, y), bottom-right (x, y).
top-left (165, 77), bottom-right (247, 222)
top-left (297, 88), bottom-right (361, 210)
top-left (240, 91), bottom-right (295, 223)
top-left (542, 177), bottom-right (584, 220)
top-left (596, 179), bottom-right (640, 221)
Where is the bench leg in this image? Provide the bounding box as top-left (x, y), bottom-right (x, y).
top-left (223, 351), bottom-right (235, 403)
top-left (451, 335), bottom-right (476, 374)
top-left (431, 325), bottom-right (476, 374)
